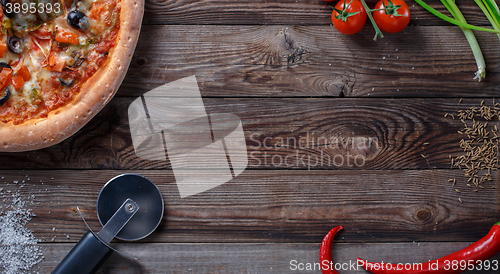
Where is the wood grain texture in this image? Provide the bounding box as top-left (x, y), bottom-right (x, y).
top-left (143, 0), bottom-right (493, 26)
top-left (0, 97), bottom-right (492, 170)
top-left (122, 25), bottom-right (500, 98)
top-left (2, 169), bottom-right (497, 244)
top-left (37, 242), bottom-right (500, 273)
top-left (4, 1), bottom-right (500, 273)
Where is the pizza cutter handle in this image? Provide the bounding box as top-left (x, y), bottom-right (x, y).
top-left (51, 231), bottom-right (113, 274)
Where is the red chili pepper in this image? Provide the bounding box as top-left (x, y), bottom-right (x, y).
top-left (320, 226), bottom-right (343, 274)
top-left (357, 221), bottom-right (500, 274)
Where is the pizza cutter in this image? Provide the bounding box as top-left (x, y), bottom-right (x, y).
top-left (52, 174), bottom-right (164, 274)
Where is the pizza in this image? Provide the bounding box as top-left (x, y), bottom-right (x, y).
top-left (0, 0), bottom-right (143, 152)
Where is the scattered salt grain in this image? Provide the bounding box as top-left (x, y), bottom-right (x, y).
top-left (0, 188), bottom-right (43, 273)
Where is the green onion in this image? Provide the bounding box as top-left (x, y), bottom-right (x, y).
top-left (442, 0), bottom-right (485, 81)
top-left (414, 0), bottom-right (500, 33)
top-left (474, 0), bottom-right (500, 41)
top-left (415, 0), bottom-right (500, 81)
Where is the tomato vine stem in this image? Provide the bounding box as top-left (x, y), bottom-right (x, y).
top-left (359, 0), bottom-right (384, 40)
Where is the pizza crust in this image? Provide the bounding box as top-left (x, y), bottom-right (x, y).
top-left (0, 0), bottom-right (144, 152)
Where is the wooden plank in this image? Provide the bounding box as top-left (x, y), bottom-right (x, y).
top-left (2, 169), bottom-right (498, 243)
top-left (37, 242), bottom-right (500, 273)
top-left (123, 25), bottom-right (500, 98)
top-left (0, 97), bottom-right (493, 170)
top-left (142, 0), bottom-right (492, 26)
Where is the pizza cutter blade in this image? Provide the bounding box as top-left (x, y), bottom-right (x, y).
top-left (52, 174), bottom-right (164, 274)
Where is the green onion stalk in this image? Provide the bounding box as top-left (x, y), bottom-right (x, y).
top-left (474, 0), bottom-right (500, 40)
top-left (415, 0), bottom-right (500, 82)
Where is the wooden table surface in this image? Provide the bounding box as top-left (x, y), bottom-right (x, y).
top-left (3, 0), bottom-right (500, 273)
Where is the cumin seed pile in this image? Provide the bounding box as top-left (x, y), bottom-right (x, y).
top-left (447, 100), bottom-right (499, 193)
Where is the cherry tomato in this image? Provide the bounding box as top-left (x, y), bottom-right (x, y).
top-left (373, 0), bottom-right (410, 33)
top-left (331, 0), bottom-right (367, 35)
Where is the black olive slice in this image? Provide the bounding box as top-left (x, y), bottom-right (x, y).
top-left (0, 88), bottom-right (11, 106)
top-left (67, 10), bottom-right (89, 30)
top-left (59, 77), bottom-right (74, 87)
top-left (0, 62), bottom-right (12, 70)
top-left (1, 0), bottom-right (15, 18)
top-left (8, 36), bottom-right (24, 54)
